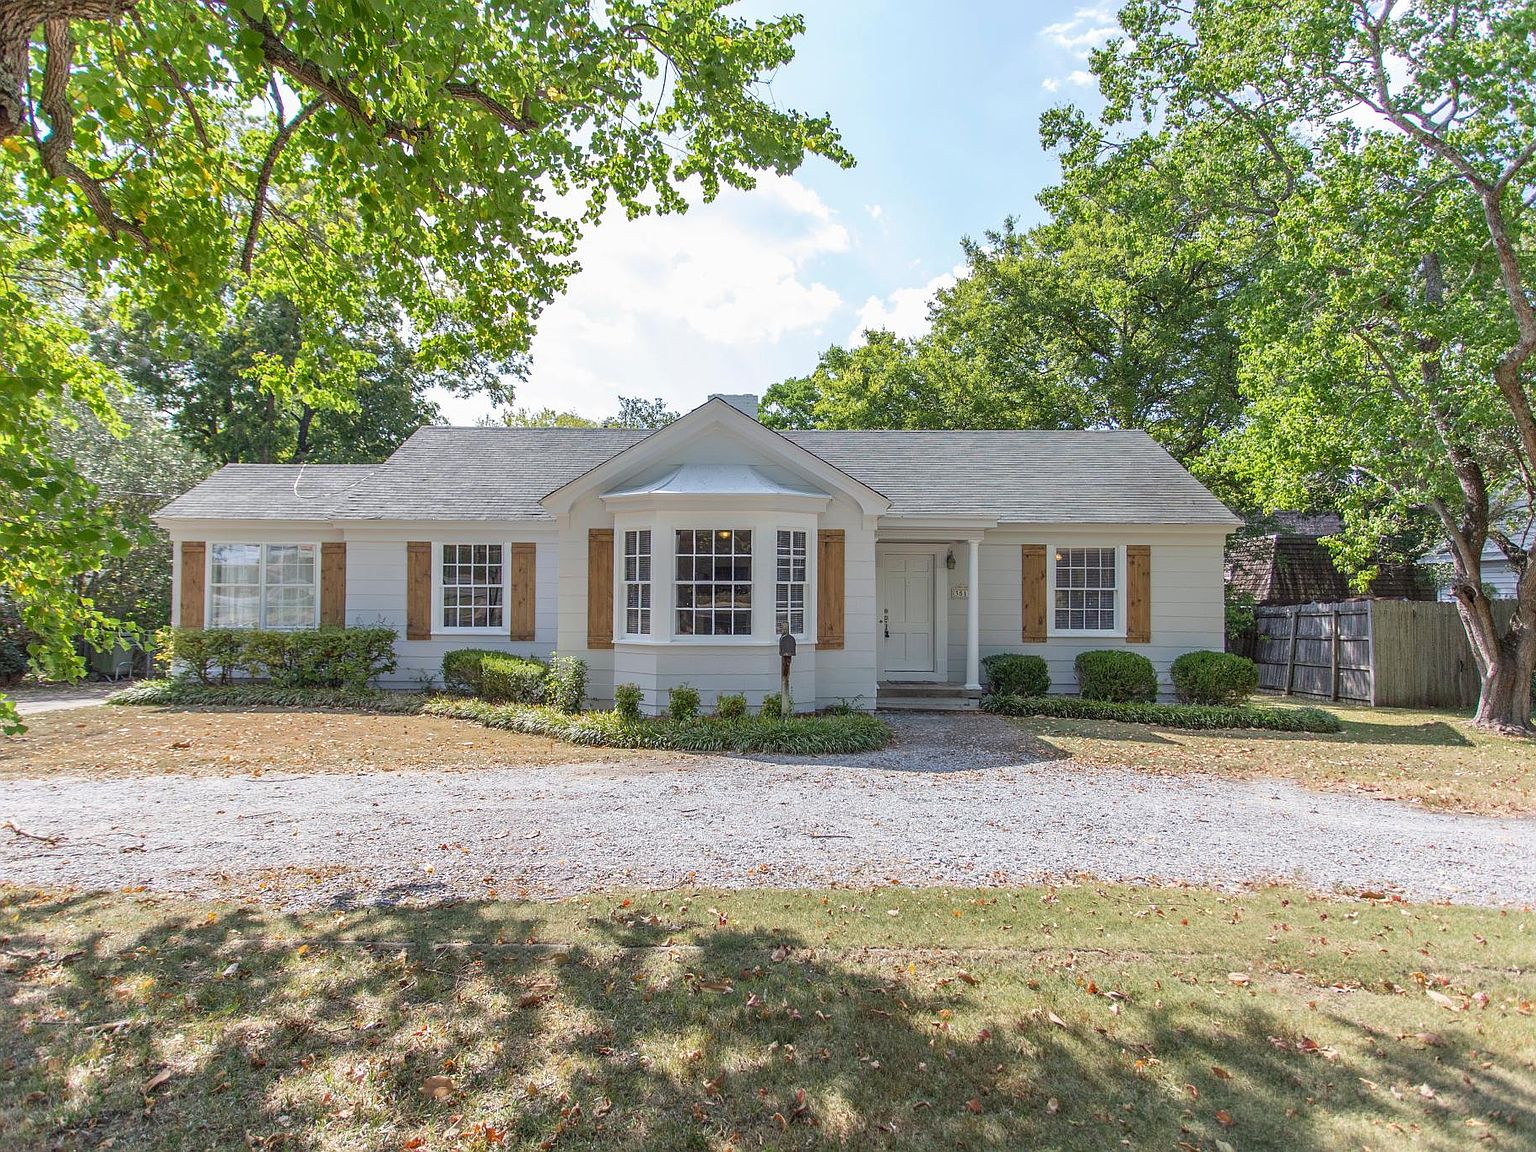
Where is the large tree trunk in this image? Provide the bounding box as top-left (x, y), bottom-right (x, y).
top-left (1451, 567), bottom-right (1535, 733)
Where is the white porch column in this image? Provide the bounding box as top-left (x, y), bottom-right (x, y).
top-left (964, 537), bottom-right (982, 690)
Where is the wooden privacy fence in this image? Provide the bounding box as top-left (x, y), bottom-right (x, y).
top-left (1253, 599), bottom-right (1514, 709)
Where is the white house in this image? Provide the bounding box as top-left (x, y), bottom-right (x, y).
top-left (155, 395), bottom-right (1239, 711)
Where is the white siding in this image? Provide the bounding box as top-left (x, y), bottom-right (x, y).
top-left (346, 530), bottom-right (558, 689)
top-left (968, 528), bottom-right (1228, 695)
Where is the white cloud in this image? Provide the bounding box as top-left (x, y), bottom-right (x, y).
top-left (864, 203), bottom-right (884, 221)
top-left (1039, 6), bottom-right (1116, 58)
top-left (847, 264), bottom-right (968, 346)
top-left (453, 175), bottom-right (851, 421)
top-left (1068, 69), bottom-right (1095, 86)
top-left (1041, 77), bottom-right (1060, 93)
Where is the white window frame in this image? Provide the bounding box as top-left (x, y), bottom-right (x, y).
top-left (1046, 544), bottom-right (1125, 638)
top-left (775, 528), bottom-right (808, 638)
top-left (622, 528), bottom-right (653, 638)
top-left (436, 541), bottom-right (509, 634)
top-left (206, 542), bottom-right (320, 631)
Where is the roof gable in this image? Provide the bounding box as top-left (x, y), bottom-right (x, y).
top-left (539, 398), bottom-right (890, 517)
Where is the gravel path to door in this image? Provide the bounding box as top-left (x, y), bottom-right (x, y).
top-left (3, 714), bottom-right (1531, 907)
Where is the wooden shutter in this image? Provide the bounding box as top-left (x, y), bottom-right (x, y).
top-left (179, 541), bottom-right (206, 629)
top-left (509, 542), bottom-right (536, 641)
top-left (587, 529), bottom-right (613, 649)
top-left (406, 541), bottom-right (432, 640)
top-left (816, 529), bottom-right (845, 649)
top-left (1126, 544), bottom-right (1152, 643)
top-left (1021, 544), bottom-right (1047, 643)
top-left (320, 542), bottom-right (347, 627)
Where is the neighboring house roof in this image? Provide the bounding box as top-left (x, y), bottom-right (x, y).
top-left (155, 464), bottom-right (377, 520)
top-left (158, 422), bottom-right (1238, 527)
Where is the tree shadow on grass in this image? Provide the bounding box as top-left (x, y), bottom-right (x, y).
top-left (2, 890), bottom-right (1530, 1150)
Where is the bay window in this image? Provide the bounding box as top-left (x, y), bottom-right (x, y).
top-left (675, 528), bottom-right (752, 636)
top-left (209, 543), bottom-right (317, 629)
top-left (1053, 546), bottom-right (1118, 632)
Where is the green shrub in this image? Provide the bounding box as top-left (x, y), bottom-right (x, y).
top-left (171, 627), bottom-right (396, 689)
top-left (544, 654), bottom-right (587, 713)
top-left (0, 637), bottom-right (27, 685)
top-left (614, 682), bottom-right (644, 722)
top-left (982, 653), bottom-right (1051, 697)
top-left (668, 683), bottom-right (701, 721)
top-left (716, 692), bottom-right (748, 719)
top-left (981, 693), bottom-right (1340, 733)
top-left (759, 693), bottom-right (785, 719)
top-left (108, 679), bottom-right (422, 713)
top-left (480, 654), bottom-right (547, 703)
top-left (441, 648), bottom-right (502, 695)
top-left (1171, 650), bottom-right (1260, 706)
top-left (422, 696), bottom-right (891, 754)
top-left (1075, 649), bottom-right (1158, 702)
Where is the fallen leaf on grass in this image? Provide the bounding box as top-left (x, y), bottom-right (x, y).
top-left (1211, 1065), bottom-right (1232, 1080)
top-left (1215, 1109), bottom-right (1234, 1128)
top-left (1047, 1011), bottom-right (1067, 1029)
top-left (142, 1068), bottom-right (174, 1095)
top-left (1227, 973), bottom-right (1251, 987)
top-left (965, 1097), bottom-right (982, 1114)
top-left (956, 971), bottom-right (979, 987)
top-left (1045, 1097), bottom-right (1059, 1115)
top-left (1427, 989), bottom-right (1464, 1011)
top-left (420, 1075), bottom-right (453, 1101)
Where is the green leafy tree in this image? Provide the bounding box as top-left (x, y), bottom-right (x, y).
top-left (0, 0), bottom-right (848, 726)
top-left (763, 141), bottom-right (1248, 470)
top-left (603, 396), bottom-right (679, 429)
top-left (1086, 0), bottom-right (1536, 730)
top-left (50, 395), bottom-right (213, 630)
top-left (98, 296), bottom-right (446, 464)
top-left (489, 407), bottom-right (599, 428)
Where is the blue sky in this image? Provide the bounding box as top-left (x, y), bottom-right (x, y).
top-left (432, 2), bottom-right (1116, 423)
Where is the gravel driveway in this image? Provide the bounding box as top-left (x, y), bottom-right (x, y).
top-left (3, 714), bottom-right (1532, 907)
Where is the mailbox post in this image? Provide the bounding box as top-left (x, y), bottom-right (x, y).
top-left (778, 631), bottom-right (796, 716)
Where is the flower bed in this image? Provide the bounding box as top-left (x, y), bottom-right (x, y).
top-left (982, 693), bottom-right (1341, 733)
top-left (424, 697), bottom-right (891, 754)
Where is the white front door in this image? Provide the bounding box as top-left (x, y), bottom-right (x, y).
top-left (880, 553), bottom-right (934, 674)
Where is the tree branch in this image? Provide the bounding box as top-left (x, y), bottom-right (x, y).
top-left (36, 15), bottom-right (149, 249)
top-left (241, 96), bottom-right (321, 275)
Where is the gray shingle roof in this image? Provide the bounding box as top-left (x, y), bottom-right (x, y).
top-left (329, 426), bottom-right (648, 520)
top-left (158, 426), bottom-right (1237, 526)
top-left (155, 464), bottom-right (377, 520)
top-left (785, 429), bottom-right (1238, 525)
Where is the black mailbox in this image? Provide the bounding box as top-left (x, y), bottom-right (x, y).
top-left (779, 632), bottom-right (797, 659)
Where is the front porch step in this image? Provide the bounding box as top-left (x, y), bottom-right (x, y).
top-left (876, 682), bottom-right (982, 712)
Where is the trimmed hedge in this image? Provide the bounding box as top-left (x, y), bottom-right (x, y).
top-left (1075, 650), bottom-right (1158, 702)
top-left (107, 679), bottom-right (423, 713)
top-left (1171, 650), bottom-right (1260, 706)
top-left (982, 653), bottom-right (1050, 697)
top-left (982, 693), bottom-right (1342, 733)
top-left (716, 692), bottom-right (748, 719)
top-left (424, 696), bottom-right (891, 754)
top-left (441, 648), bottom-right (501, 695)
top-left (170, 627), bottom-right (396, 690)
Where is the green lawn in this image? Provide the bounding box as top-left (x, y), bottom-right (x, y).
top-left (1015, 698), bottom-right (1536, 814)
top-left (3, 884), bottom-right (1532, 1150)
